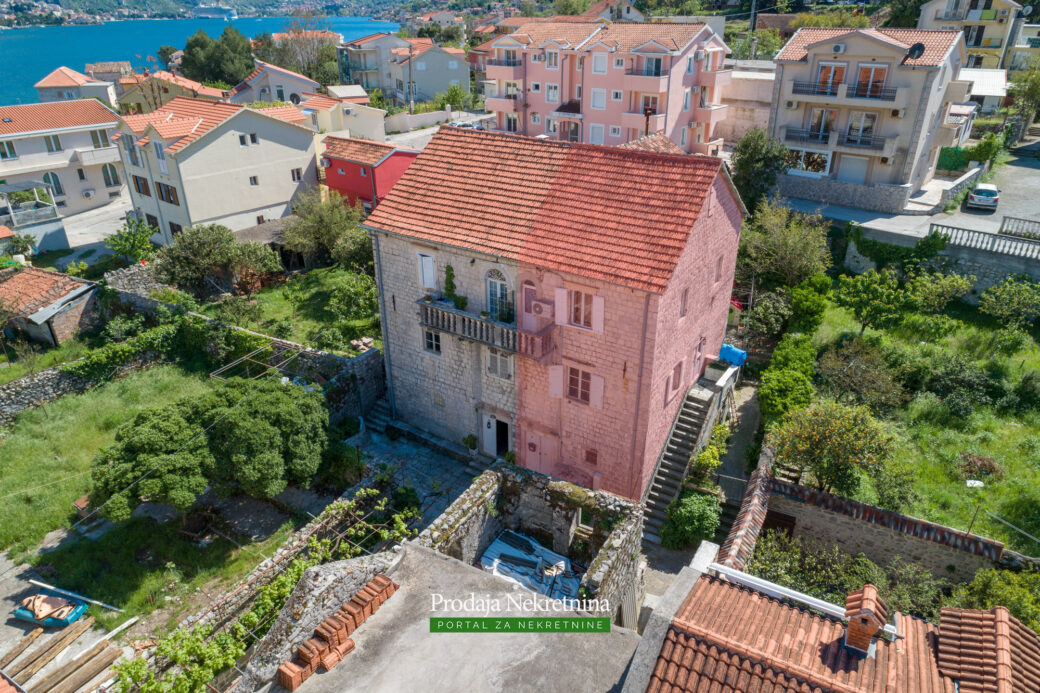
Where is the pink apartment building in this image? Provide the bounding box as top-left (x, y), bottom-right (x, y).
top-left (364, 127), bottom-right (744, 500)
top-left (484, 21), bottom-right (731, 154)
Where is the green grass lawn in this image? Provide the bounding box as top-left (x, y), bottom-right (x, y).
top-left (0, 364), bottom-right (214, 555)
top-left (199, 266), bottom-right (380, 353)
top-left (0, 336), bottom-right (93, 386)
top-left (813, 303), bottom-right (1040, 553)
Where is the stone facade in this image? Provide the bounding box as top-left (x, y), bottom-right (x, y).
top-left (777, 173), bottom-right (913, 214)
top-left (417, 462), bottom-right (644, 626)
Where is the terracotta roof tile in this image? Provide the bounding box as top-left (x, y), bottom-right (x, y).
top-left (500, 21), bottom-right (708, 52)
top-left (619, 131), bottom-right (685, 154)
top-left (256, 105), bottom-right (307, 124)
top-left (0, 225), bottom-right (14, 239)
top-left (323, 135), bottom-right (401, 164)
top-left (272, 29), bottom-right (341, 41)
top-left (776, 27), bottom-right (961, 66)
top-left (300, 93), bottom-right (343, 111)
top-left (0, 100), bottom-right (117, 137)
top-left (345, 32), bottom-right (394, 46)
top-left (118, 97), bottom-right (244, 153)
top-left (365, 127), bottom-right (720, 293)
top-left (938, 607), bottom-right (1040, 693)
top-left (138, 70), bottom-right (226, 98)
top-left (652, 575), bottom-right (954, 693)
top-left (34, 66), bottom-right (106, 89)
top-left (0, 266), bottom-right (92, 317)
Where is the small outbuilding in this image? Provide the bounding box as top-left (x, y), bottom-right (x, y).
top-left (0, 266), bottom-right (97, 346)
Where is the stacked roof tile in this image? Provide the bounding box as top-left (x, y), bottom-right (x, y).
top-left (135, 70), bottom-right (226, 98)
top-left (0, 100), bottom-right (117, 136)
top-left (500, 21), bottom-right (709, 51)
top-left (775, 28), bottom-right (961, 66)
top-left (365, 127), bottom-right (722, 294)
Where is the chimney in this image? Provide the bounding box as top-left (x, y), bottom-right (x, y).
top-left (844, 585), bottom-right (888, 654)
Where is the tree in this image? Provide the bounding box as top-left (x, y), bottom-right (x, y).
top-left (791, 8), bottom-right (870, 27)
top-left (817, 338), bottom-right (905, 412)
top-left (746, 289), bottom-right (791, 338)
top-left (329, 273), bottom-right (378, 322)
top-left (229, 241), bottom-right (281, 296)
top-left (179, 27), bottom-right (253, 86)
top-left (216, 295), bottom-right (262, 327)
top-left (180, 29), bottom-right (217, 82)
top-left (438, 83), bottom-right (469, 110)
top-left (283, 282), bottom-right (303, 328)
top-left (757, 367), bottom-right (814, 420)
top-left (768, 401), bottom-right (893, 497)
top-left (886, 0), bottom-right (929, 27)
top-left (554, 0), bottom-right (588, 14)
top-left (157, 45), bottom-right (178, 69)
top-left (105, 217), bottom-right (156, 263)
top-left (11, 339), bottom-right (42, 377)
top-left (8, 233), bottom-right (35, 256)
top-left (520, 0), bottom-right (538, 15)
top-left (1009, 58), bottom-right (1040, 119)
top-left (731, 128), bottom-right (789, 210)
top-left (659, 491), bottom-right (721, 549)
top-left (950, 569), bottom-right (1040, 635)
top-left (979, 276), bottom-right (1040, 330)
top-left (154, 224), bottom-right (237, 295)
top-left (836, 269), bottom-right (908, 335)
top-left (284, 188), bottom-right (366, 266)
top-left (730, 29), bottom-right (785, 60)
top-left (906, 271), bottom-right (973, 313)
top-left (739, 196), bottom-right (831, 288)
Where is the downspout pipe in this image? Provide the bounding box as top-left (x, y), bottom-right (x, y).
top-left (369, 229), bottom-right (396, 418)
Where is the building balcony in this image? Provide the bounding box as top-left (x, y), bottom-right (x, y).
top-left (622, 110), bottom-right (665, 132)
top-left (695, 68), bottom-right (732, 89)
top-left (784, 80), bottom-right (909, 109)
top-left (486, 60), bottom-right (524, 80)
top-left (691, 103), bottom-right (728, 127)
top-left (624, 67), bottom-right (669, 92)
top-left (0, 201), bottom-right (60, 228)
top-left (936, 123), bottom-right (959, 147)
top-left (946, 79), bottom-right (971, 102)
top-left (934, 9), bottom-right (966, 19)
top-left (836, 133), bottom-right (897, 157)
top-left (554, 100), bottom-right (583, 119)
top-left (968, 38), bottom-right (1002, 50)
top-left (417, 298), bottom-right (555, 360)
top-left (74, 145), bottom-right (120, 166)
top-left (690, 138), bottom-right (724, 155)
top-left (485, 94), bottom-right (521, 113)
top-left (782, 126), bottom-right (837, 148)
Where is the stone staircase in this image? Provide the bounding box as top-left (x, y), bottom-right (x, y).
top-left (713, 500), bottom-right (742, 546)
top-left (364, 397), bottom-right (391, 433)
top-left (642, 387), bottom-right (714, 545)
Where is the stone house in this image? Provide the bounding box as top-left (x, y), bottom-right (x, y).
top-left (483, 21), bottom-right (731, 154)
top-left (769, 27), bottom-right (971, 213)
top-left (34, 66), bottom-right (117, 108)
top-left (114, 97), bottom-right (317, 243)
top-left (117, 71), bottom-right (227, 115)
top-left (364, 127), bottom-right (743, 500)
top-left (0, 266), bottom-right (96, 346)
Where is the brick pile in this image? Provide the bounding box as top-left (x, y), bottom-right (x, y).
top-left (276, 574), bottom-right (398, 691)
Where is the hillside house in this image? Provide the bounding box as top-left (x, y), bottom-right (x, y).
top-left (118, 71), bottom-right (227, 114)
top-left (228, 60), bottom-right (321, 106)
top-left (0, 266), bottom-right (96, 346)
top-left (321, 137), bottom-right (418, 212)
top-left (34, 67), bottom-right (117, 108)
top-left (364, 128), bottom-right (744, 500)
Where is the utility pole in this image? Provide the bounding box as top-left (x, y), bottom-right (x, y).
top-left (408, 43), bottom-right (415, 115)
top-left (749, 0), bottom-right (759, 33)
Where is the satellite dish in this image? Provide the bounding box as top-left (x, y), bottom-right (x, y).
top-left (1023, 5), bottom-right (1033, 16)
top-left (907, 42), bottom-right (926, 60)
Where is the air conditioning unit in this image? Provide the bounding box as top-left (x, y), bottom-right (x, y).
top-left (320, 157), bottom-right (331, 167)
top-left (342, 107), bottom-right (354, 115)
top-left (694, 49), bottom-right (705, 60)
top-left (892, 108), bottom-right (906, 118)
top-left (999, 8), bottom-right (1009, 15)
top-left (531, 299), bottom-right (554, 318)
top-left (880, 156), bottom-right (891, 165)
top-left (785, 100), bottom-right (798, 109)
top-left (832, 43), bottom-right (847, 54)
top-left (259, 86), bottom-right (270, 94)
top-left (82, 189), bottom-right (95, 199)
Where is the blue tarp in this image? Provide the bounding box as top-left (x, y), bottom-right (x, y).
top-left (480, 530), bottom-right (580, 601)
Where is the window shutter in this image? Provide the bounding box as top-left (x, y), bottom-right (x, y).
top-left (592, 295), bottom-right (605, 333)
top-left (554, 288), bottom-right (568, 325)
top-left (590, 375), bottom-right (604, 409)
top-left (548, 366), bottom-right (563, 398)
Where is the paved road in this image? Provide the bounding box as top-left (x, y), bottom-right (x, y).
top-left (385, 112), bottom-right (495, 151)
top-left (57, 192), bottom-right (131, 265)
top-left (787, 153), bottom-right (1040, 237)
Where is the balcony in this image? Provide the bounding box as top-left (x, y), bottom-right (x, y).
top-left (783, 80), bottom-right (909, 108)
top-left (946, 79), bottom-right (971, 102)
top-left (622, 110), bottom-right (665, 132)
top-left (936, 123), bottom-right (959, 147)
top-left (837, 133), bottom-right (896, 156)
top-left (695, 68), bottom-right (733, 89)
top-left (0, 202), bottom-right (60, 228)
top-left (417, 299), bottom-right (555, 360)
top-left (967, 38), bottom-right (1002, 50)
top-left (791, 80), bottom-right (840, 97)
top-left (934, 9), bottom-right (966, 19)
top-left (485, 94), bottom-right (521, 113)
top-left (847, 82), bottom-right (898, 101)
top-left (690, 138), bottom-right (724, 156)
top-left (486, 59), bottom-right (524, 80)
top-left (691, 103), bottom-right (728, 127)
top-left (74, 145), bottom-right (120, 166)
top-left (554, 100), bottom-right (583, 119)
top-left (783, 127), bottom-right (837, 148)
top-left (624, 66), bottom-right (669, 92)
top-left (348, 62), bottom-right (378, 73)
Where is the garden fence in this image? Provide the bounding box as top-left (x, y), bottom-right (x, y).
top-left (930, 223), bottom-right (1040, 260)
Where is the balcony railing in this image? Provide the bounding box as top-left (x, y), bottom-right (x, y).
top-left (968, 38), bottom-right (1002, 49)
top-left (0, 204), bottom-right (60, 228)
top-left (935, 9), bottom-right (966, 19)
top-left (785, 127), bottom-right (831, 144)
top-left (487, 59), bottom-right (522, 67)
top-left (625, 66), bottom-right (669, 77)
top-left (792, 80), bottom-right (840, 96)
top-left (843, 134), bottom-right (886, 150)
top-left (417, 299), bottom-right (554, 359)
top-left (348, 62), bottom-right (378, 72)
top-left (848, 82), bottom-right (898, 101)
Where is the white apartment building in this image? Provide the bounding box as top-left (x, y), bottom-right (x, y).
top-left (114, 97), bottom-right (317, 243)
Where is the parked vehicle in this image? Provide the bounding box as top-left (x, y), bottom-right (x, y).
top-left (966, 183), bottom-right (1000, 210)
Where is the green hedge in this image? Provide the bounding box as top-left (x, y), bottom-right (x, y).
top-left (937, 146), bottom-right (967, 172)
top-left (59, 323), bottom-right (179, 380)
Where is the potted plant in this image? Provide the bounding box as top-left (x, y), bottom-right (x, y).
top-left (462, 434), bottom-right (479, 457)
top-left (480, 310), bottom-right (490, 319)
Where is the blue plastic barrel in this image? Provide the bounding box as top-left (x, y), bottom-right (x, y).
top-left (718, 343), bottom-right (747, 366)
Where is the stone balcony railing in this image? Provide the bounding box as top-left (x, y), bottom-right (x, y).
top-left (417, 299), bottom-right (554, 360)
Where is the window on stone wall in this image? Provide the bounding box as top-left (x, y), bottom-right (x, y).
top-left (424, 329), bottom-right (441, 354)
top-left (488, 347), bottom-right (512, 380)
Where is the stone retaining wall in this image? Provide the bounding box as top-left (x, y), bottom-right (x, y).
top-left (777, 173), bottom-right (912, 214)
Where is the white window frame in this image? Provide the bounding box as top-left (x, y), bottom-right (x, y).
top-left (424, 329), bottom-right (441, 353)
top-left (488, 347), bottom-right (512, 380)
top-left (153, 142), bottom-right (168, 174)
top-left (567, 366), bottom-right (592, 404)
top-left (592, 53), bottom-right (608, 74)
top-left (91, 129), bottom-right (109, 148)
top-left (44, 135), bottom-right (62, 153)
top-left (570, 290), bottom-right (594, 328)
top-left (291, 167), bottom-right (303, 182)
top-left (417, 252), bottom-right (436, 290)
top-left (589, 123), bottom-right (605, 145)
top-left (680, 127), bottom-right (687, 146)
top-left (683, 88), bottom-right (691, 111)
top-left (609, 125), bottom-right (621, 137)
top-left (786, 149), bottom-right (833, 177)
top-left (687, 56), bottom-right (694, 73)
top-left (547, 118), bottom-right (558, 134)
top-left (590, 88), bottom-right (606, 110)
top-left (0, 140), bottom-right (17, 160)
top-left (531, 113), bottom-right (541, 125)
top-left (546, 83), bottom-right (560, 103)
top-left (614, 57), bottom-right (625, 69)
top-left (611, 89), bottom-right (623, 101)
top-left (531, 82), bottom-right (541, 93)
top-left (546, 50), bottom-right (560, 69)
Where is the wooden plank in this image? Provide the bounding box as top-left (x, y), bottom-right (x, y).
top-left (46, 647), bottom-right (121, 693)
top-left (28, 640), bottom-right (107, 693)
top-left (0, 628), bottom-right (44, 669)
top-left (9, 617), bottom-right (94, 684)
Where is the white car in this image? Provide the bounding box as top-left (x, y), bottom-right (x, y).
top-left (966, 183), bottom-right (1000, 210)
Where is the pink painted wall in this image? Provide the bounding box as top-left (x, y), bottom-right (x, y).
top-left (513, 171), bottom-right (743, 500)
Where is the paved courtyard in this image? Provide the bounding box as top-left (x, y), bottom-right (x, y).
top-left (384, 112), bottom-right (495, 151)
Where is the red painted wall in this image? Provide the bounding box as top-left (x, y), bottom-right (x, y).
top-left (324, 150), bottom-right (418, 208)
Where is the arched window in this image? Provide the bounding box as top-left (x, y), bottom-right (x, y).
top-left (42, 172), bottom-right (63, 197)
top-left (486, 269), bottom-right (510, 322)
top-left (102, 163), bottom-right (120, 187)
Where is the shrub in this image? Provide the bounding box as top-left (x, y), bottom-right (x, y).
top-left (691, 444), bottom-right (721, 475)
top-left (994, 326), bottom-right (1029, 356)
top-left (870, 459), bottom-right (919, 513)
top-left (747, 289), bottom-right (791, 337)
top-left (60, 323), bottom-right (179, 380)
top-left (758, 368), bottom-right (814, 420)
top-left (272, 318), bottom-right (294, 339)
top-left (312, 327), bottom-right (344, 351)
top-left (659, 491), bottom-right (721, 550)
top-left (817, 338), bottom-right (905, 412)
top-left (328, 273), bottom-right (378, 322)
top-left (950, 569), bottom-right (1040, 635)
top-left (102, 313), bottom-right (147, 343)
top-left (1015, 371), bottom-right (1040, 412)
top-left (150, 287), bottom-right (200, 312)
top-left (958, 452), bottom-right (1004, 480)
top-left (788, 283), bottom-right (827, 333)
top-left (769, 333), bottom-right (816, 376)
top-left (709, 424), bottom-right (731, 453)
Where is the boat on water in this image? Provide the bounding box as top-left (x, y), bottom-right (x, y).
top-left (192, 4), bottom-right (238, 20)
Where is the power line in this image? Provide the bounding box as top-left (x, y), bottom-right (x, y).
top-left (0, 470), bottom-right (92, 502)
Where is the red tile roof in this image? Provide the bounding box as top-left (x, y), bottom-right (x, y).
top-left (272, 29), bottom-right (342, 41)
top-left (301, 93), bottom-right (344, 111)
top-left (501, 21), bottom-right (708, 52)
top-left (0, 225), bottom-right (13, 239)
top-left (136, 70), bottom-right (226, 98)
top-left (0, 267), bottom-right (92, 317)
top-left (776, 28), bottom-right (961, 66)
top-left (323, 136), bottom-right (401, 165)
top-left (365, 128), bottom-right (721, 293)
top-left (34, 66), bottom-right (106, 89)
top-left (0, 100), bottom-right (117, 137)
top-left (650, 575), bottom-right (954, 693)
top-left (257, 105), bottom-right (307, 124)
top-left (345, 32), bottom-right (394, 46)
top-left (619, 131), bottom-right (685, 155)
top-left (119, 97), bottom-right (244, 153)
top-left (938, 607), bottom-right (1040, 693)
